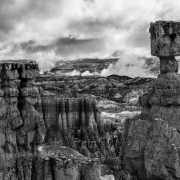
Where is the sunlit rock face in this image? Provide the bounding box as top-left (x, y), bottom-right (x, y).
top-left (123, 21), bottom-right (180, 180)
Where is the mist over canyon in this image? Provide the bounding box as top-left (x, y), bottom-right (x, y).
top-left (44, 56), bottom-right (160, 78)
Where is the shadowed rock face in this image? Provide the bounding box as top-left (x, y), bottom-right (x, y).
top-left (123, 21), bottom-right (180, 180)
top-left (0, 60), bottom-right (120, 180)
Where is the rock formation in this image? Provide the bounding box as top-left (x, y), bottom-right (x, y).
top-left (140, 21), bottom-right (180, 128)
top-left (123, 21), bottom-right (180, 180)
top-left (0, 60), bottom-right (46, 179)
top-left (35, 144), bottom-right (101, 180)
top-left (0, 60), bottom-right (122, 179)
top-left (39, 95), bottom-right (122, 172)
top-left (17, 61), bottom-right (46, 152)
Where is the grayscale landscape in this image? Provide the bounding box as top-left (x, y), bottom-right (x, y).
top-left (0, 1), bottom-right (180, 180)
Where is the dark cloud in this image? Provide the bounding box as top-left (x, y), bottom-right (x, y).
top-left (20, 40), bottom-right (51, 53)
top-left (20, 40), bottom-right (36, 50)
top-left (55, 37), bottom-right (93, 46)
top-left (0, 0), bottom-right (63, 35)
top-left (19, 37), bottom-right (105, 58)
top-left (0, 0), bottom-right (18, 33)
top-left (54, 37), bottom-right (105, 56)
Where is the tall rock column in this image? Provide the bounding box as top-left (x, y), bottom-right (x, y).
top-left (17, 61), bottom-right (46, 152)
top-left (140, 21), bottom-right (180, 129)
top-left (0, 62), bottom-right (23, 130)
top-left (123, 21), bottom-right (180, 180)
top-left (0, 62), bottom-right (23, 178)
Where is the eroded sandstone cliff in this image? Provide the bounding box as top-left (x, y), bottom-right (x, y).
top-left (0, 60), bottom-right (122, 180)
top-left (38, 94), bottom-right (122, 175)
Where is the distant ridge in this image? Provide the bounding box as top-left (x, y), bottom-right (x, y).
top-left (50, 58), bottom-right (118, 74)
top-left (108, 74), bottom-right (132, 80)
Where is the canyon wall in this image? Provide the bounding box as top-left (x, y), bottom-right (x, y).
top-left (0, 60), bottom-right (122, 180)
top-left (38, 93), bottom-right (122, 175)
top-left (0, 60), bottom-right (46, 179)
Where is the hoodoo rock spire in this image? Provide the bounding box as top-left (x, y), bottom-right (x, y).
top-left (139, 21), bottom-right (180, 128)
top-left (123, 21), bottom-right (180, 180)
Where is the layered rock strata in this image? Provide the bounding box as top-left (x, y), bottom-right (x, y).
top-left (123, 21), bottom-right (180, 180)
top-left (39, 95), bottom-right (122, 171)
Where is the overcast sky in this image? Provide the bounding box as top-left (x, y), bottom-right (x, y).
top-left (0, 0), bottom-right (180, 71)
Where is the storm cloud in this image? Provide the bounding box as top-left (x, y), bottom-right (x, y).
top-left (1, 0), bottom-right (180, 72)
